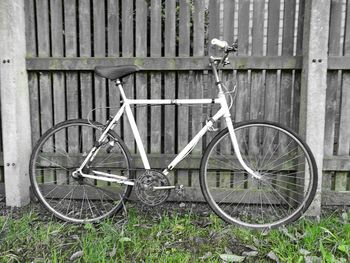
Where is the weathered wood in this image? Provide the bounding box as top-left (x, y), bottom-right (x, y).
top-left (51, 0), bottom-right (65, 184)
top-left (122, 0), bottom-right (135, 153)
top-left (51, 0), bottom-right (65, 125)
top-left (208, 0), bottom-right (220, 57)
top-left (338, 0), bottom-right (350, 158)
top-left (65, 0), bottom-right (79, 156)
top-left (222, 0), bottom-right (235, 121)
top-left (135, 0), bottom-right (148, 156)
top-left (250, 0), bottom-right (265, 120)
top-left (235, 0), bottom-right (250, 122)
top-left (107, 0), bottom-right (121, 135)
top-left (36, 0), bottom-right (52, 135)
top-left (93, 0), bottom-right (107, 125)
top-left (164, 0), bottom-right (176, 184)
top-left (265, 0), bottom-right (280, 123)
top-left (336, 4), bottom-right (350, 191)
top-left (280, 0), bottom-right (296, 130)
top-left (25, 0), bottom-right (40, 145)
top-left (292, 0), bottom-right (305, 131)
top-left (223, 0), bottom-right (235, 43)
top-left (36, 0), bottom-right (54, 184)
top-left (323, 156), bottom-right (350, 171)
top-left (193, 0), bottom-right (205, 56)
top-left (79, 0), bottom-right (93, 120)
top-left (26, 56), bottom-right (303, 71)
top-left (150, 0), bottom-right (161, 154)
top-left (322, 190), bottom-right (350, 206)
top-left (324, 0), bottom-right (343, 156)
top-left (177, 0), bottom-right (191, 187)
top-left (0, 0), bottom-right (32, 206)
top-left (300, 0), bottom-right (331, 217)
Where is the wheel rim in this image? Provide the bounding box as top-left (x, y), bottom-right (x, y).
top-left (203, 123), bottom-right (315, 228)
top-left (31, 121), bottom-right (131, 223)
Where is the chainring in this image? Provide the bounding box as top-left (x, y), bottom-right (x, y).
top-left (135, 170), bottom-right (170, 206)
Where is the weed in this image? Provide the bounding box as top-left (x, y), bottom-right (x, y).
top-left (0, 207), bottom-right (349, 262)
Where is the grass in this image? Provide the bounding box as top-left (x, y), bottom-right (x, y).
top-left (0, 205), bottom-right (349, 262)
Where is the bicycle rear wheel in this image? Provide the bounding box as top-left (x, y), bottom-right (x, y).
top-left (30, 119), bottom-right (133, 223)
top-left (200, 121), bottom-right (317, 229)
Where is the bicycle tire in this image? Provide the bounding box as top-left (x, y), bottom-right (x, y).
top-left (200, 120), bottom-right (317, 229)
top-left (29, 119), bottom-right (133, 223)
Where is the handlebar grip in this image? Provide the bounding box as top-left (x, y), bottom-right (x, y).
top-left (211, 38), bottom-right (228, 49)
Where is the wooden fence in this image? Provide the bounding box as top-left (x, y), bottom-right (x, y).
top-left (322, 0), bottom-right (350, 205)
top-left (0, 0), bottom-right (349, 207)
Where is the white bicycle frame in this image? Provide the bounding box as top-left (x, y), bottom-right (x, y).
top-left (76, 60), bottom-right (258, 186)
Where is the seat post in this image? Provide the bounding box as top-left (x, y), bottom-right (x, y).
top-left (115, 79), bottom-right (128, 101)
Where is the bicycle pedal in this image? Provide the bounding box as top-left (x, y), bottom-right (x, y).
top-left (175, 184), bottom-right (185, 197)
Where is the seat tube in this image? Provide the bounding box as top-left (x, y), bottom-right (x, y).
top-left (118, 79), bottom-right (150, 169)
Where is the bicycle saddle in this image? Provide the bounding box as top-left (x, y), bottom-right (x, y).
top-left (94, 65), bottom-right (140, 80)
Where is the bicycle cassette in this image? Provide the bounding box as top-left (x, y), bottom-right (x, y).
top-left (135, 170), bottom-right (170, 206)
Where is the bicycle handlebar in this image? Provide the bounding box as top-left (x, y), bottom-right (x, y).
top-left (211, 38), bottom-right (238, 53)
top-left (211, 38), bottom-right (228, 49)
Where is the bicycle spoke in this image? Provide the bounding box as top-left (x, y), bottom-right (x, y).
top-left (31, 120), bottom-right (132, 223)
top-left (202, 122), bottom-right (316, 229)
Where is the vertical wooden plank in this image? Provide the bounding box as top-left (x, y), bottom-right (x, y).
top-left (250, 0), bottom-right (264, 120)
top-left (51, 0), bottom-right (65, 184)
top-left (223, 0), bottom-right (235, 43)
top-left (93, 0), bottom-right (107, 124)
top-left (222, 0), bottom-right (236, 119)
top-left (79, 0), bottom-right (93, 119)
top-left (93, 0), bottom-right (108, 186)
top-left (234, 0), bottom-right (250, 190)
top-left (107, 0), bottom-right (121, 135)
top-left (150, 0), bottom-right (161, 154)
top-left (36, 0), bottom-right (53, 185)
top-left (190, 0), bottom-right (206, 189)
top-left (164, 0), bottom-right (176, 184)
top-left (135, 0), bottom-right (148, 177)
top-left (336, 0), bottom-right (350, 191)
top-left (264, 0), bottom-right (280, 173)
top-left (65, 0), bottom-right (79, 156)
top-left (280, 0), bottom-right (296, 129)
top-left (338, 2), bottom-right (350, 155)
top-left (247, 0), bottom-right (265, 190)
top-left (0, 0), bottom-right (32, 206)
top-left (193, 0), bottom-right (205, 56)
top-left (235, 0), bottom-right (250, 122)
top-left (51, 0), bottom-right (65, 125)
top-left (36, 0), bottom-right (52, 135)
top-left (279, 1), bottom-right (296, 200)
top-left (79, 0), bottom-right (93, 160)
top-left (177, 0), bottom-right (191, 187)
top-left (292, 0), bottom-right (305, 132)
top-left (122, 0), bottom-right (135, 153)
top-left (25, 0), bottom-right (40, 146)
top-left (324, 0), bottom-right (342, 157)
top-left (265, 0), bottom-right (280, 123)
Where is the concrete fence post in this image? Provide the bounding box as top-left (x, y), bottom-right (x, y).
top-left (300, 0), bottom-right (331, 217)
top-left (0, 0), bottom-right (32, 206)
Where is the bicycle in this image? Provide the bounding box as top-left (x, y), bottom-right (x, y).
top-left (29, 38), bottom-right (317, 229)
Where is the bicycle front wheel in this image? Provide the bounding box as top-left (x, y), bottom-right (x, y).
top-left (200, 121), bottom-right (317, 229)
top-left (30, 119), bottom-right (133, 223)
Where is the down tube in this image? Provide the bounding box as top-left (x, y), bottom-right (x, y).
top-left (164, 108), bottom-right (226, 174)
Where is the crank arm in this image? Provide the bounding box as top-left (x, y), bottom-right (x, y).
top-left (152, 185), bottom-right (176, 190)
